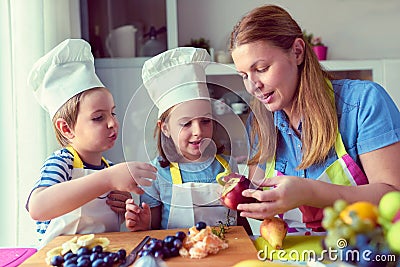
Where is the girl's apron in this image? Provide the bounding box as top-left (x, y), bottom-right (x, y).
top-left (39, 146), bottom-right (120, 247)
top-left (167, 155), bottom-right (236, 228)
top-left (265, 87), bottom-right (368, 235)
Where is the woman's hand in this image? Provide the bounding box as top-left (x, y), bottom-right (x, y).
top-left (125, 198), bottom-right (151, 231)
top-left (106, 190), bottom-right (131, 214)
top-left (237, 175), bottom-right (309, 219)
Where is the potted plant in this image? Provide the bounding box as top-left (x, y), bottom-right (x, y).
top-left (303, 30), bottom-right (328, 61)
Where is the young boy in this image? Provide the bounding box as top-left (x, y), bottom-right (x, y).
top-left (26, 39), bottom-right (157, 247)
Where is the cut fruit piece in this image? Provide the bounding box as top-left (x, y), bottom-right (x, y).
top-left (77, 233), bottom-right (95, 246)
top-left (88, 237), bottom-right (110, 249)
top-left (46, 246), bottom-right (63, 258)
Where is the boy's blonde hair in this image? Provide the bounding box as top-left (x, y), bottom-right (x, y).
top-left (52, 88), bottom-right (102, 147)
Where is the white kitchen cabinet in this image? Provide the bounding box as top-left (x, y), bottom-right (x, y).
top-left (206, 60), bottom-right (400, 108)
top-left (80, 0), bottom-right (177, 59)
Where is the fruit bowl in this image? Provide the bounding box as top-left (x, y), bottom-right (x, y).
top-left (321, 194), bottom-right (400, 266)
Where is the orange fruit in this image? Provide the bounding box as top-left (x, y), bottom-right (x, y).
top-left (339, 201), bottom-right (378, 226)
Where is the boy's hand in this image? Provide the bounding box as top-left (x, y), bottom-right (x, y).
top-left (106, 190), bottom-right (131, 214)
top-left (125, 199), bottom-right (151, 231)
top-left (109, 162), bottom-right (157, 194)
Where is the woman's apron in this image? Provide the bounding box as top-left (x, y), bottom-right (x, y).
top-left (39, 146), bottom-right (121, 247)
top-left (167, 155), bottom-right (237, 228)
top-left (265, 88), bottom-right (368, 235)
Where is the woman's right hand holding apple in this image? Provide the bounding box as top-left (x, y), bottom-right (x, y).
top-left (237, 175), bottom-right (311, 219)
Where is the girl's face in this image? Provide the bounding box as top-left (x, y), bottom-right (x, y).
top-left (70, 88), bottom-right (119, 155)
top-left (161, 99), bottom-right (213, 162)
top-left (231, 39), bottom-right (304, 115)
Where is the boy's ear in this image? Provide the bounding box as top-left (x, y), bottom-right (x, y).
top-left (55, 118), bottom-right (74, 139)
top-left (158, 120), bottom-right (170, 138)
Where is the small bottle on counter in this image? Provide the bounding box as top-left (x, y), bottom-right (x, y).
top-left (140, 26), bottom-right (167, 57)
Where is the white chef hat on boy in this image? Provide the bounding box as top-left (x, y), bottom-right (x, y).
top-left (142, 47), bottom-right (211, 118)
top-left (28, 39), bottom-right (105, 119)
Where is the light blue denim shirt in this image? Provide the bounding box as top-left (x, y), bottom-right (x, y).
top-left (251, 79), bottom-right (400, 179)
top-left (140, 154), bottom-right (238, 229)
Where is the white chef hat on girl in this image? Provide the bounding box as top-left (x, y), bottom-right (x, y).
top-left (142, 47), bottom-right (211, 118)
top-left (28, 39), bottom-right (105, 119)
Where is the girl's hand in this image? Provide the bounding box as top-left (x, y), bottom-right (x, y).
top-left (237, 175), bottom-right (309, 219)
top-left (106, 190), bottom-right (132, 214)
top-left (125, 198), bottom-right (151, 231)
top-left (109, 162), bottom-right (157, 194)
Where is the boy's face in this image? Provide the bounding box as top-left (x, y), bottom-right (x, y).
top-left (163, 99), bottom-right (214, 162)
top-left (70, 88), bottom-right (119, 154)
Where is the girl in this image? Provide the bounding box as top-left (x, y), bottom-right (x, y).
top-left (125, 47), bottom-right (250, 232)
top-left (26, 39), bottom-right (156, 247)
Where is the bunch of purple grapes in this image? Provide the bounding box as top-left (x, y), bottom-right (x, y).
top-left (50, 245), bottom-right (127, 267)
top-left (338, 232), bottom-right (398, 267)
top-left (137, 221), bottom-right (208, 260)
top-left (137, 231), bottom-right (186, 260)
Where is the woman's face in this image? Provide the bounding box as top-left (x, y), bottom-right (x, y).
top-left (161, 99), bottom-right (214, 162)
top-left (231, 39), bottom-right (304, 114)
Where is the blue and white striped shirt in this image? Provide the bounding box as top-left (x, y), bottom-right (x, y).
top-left (26, 148), bottom-right (111, 240)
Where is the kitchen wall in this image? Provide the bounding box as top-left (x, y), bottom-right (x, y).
top-left (177, 0), bottom-right (400, 60)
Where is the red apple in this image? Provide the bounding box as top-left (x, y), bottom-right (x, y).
top-left (220, 173), bottom-right (257, 210)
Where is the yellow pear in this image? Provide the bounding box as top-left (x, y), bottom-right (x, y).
top-left (260, 217), bottom-right (288, 250)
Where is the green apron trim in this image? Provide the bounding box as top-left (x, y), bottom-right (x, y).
top-left (265, 80), bottom-right (350, 185)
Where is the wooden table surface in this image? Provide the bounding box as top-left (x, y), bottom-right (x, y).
top-left (21, 226), bottom-right (263, 267)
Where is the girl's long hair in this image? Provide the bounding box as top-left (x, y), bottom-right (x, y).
top-left (230, 5), bottom-right (337, 169)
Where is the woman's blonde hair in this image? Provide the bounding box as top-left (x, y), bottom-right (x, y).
top-left (230, 5), bottom-right (337, 169)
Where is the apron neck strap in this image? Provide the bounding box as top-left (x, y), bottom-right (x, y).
top-left (170, 155), bottom-right (231, 185)
top-left (326, 80), bottom-right (347, 158)
top-left (265, 80), bottom-right (346, 177)
top-left (65, 146), bottom-right (109, 169)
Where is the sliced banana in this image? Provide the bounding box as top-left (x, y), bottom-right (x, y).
top-left (70, 242), bottom-right (81, 254)
top-left (77, 233), bottom-right (95, 247)
top-left (43, 234), bottom-right (112, 265)
top-left (46, 246), bottom-right (63, 258)
top-left (87, 237), bottom-right (110, 249)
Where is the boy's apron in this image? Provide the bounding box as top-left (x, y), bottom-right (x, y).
top-left (167, 155), bottom-right (237, 228)
top-left (39, 146), bottom-right (120, 247)
top-left (265, 85), bottom-right (368, 235)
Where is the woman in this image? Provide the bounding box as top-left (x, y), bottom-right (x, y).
top-left (229, 5), bottom-right (400, 234)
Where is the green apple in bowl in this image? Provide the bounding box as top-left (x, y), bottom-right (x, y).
top-left (387, 221), bottom-right (400, 253)
top-left (378, 191), bottom-right (400, 222)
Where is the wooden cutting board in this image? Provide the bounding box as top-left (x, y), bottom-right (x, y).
top-left (21, 226), bottom-right (274, 267)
